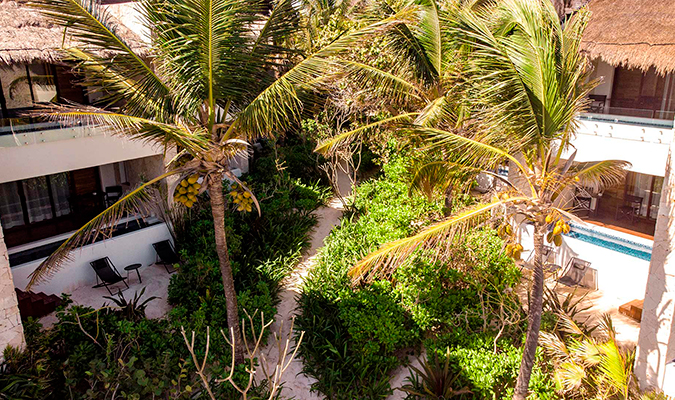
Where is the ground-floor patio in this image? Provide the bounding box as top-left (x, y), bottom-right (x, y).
top-left (39, 261), bottom-right (173, 328)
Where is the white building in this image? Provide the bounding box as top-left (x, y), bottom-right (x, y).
top-left (0, 0), bottom-right (172, 351)
top-left (565, 0), bottom-right (675, 394)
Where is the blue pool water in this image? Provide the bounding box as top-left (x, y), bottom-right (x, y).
top-left (565, 224), bottom-right (652, 261)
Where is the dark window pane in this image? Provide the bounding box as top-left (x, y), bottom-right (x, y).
top-left (0, 181), bottom-right (24, 229)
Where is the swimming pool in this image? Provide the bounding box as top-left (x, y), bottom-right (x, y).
top-left (565, 223), bottom-right (653, 261)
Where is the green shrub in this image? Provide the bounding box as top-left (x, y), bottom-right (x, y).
top-left (425, 332), bottom-right (556, 400)
top-left (297, 154), bottom-right (529, 399)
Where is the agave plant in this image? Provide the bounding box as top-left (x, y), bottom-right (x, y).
top-left (540, 313), bottom-right (638, 399)
top-left (401, 348), bottom-right (472, 399)
top-left (316, 0), bottom-right (630, 397)
top-left (103, 287), bottom-right (158, 322)
top-left (24, 0), bottom-right (412, 361)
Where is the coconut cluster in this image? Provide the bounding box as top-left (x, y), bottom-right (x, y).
top-left (546, 211), bottom-right (570, 247)
top-left (230, 185), bottom-right (253, 212)
top-left (498, 224), bottom-right (524, 260)
top-left (174, 175), bottom-right (201, 208)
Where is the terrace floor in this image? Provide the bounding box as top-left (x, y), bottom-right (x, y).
top-left (40, 262), bottom-right (173, 327)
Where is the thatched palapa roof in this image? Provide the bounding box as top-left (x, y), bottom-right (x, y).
top-left (0, 0), bottom-right (146, 66)
top-left (582, 0), bottom-right (675, 74)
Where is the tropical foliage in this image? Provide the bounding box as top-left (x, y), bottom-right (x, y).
top-left (0, 147), bottom-right (327, 398)
top-left (295, 154), bottom-right (547, 398)
top-left (541, 313), bottom-right (638, 400)
top-left (316, 0), bottom-right (629, 397)
top-left (24, 0), bottom-right (411, 358)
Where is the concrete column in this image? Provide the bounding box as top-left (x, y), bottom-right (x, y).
top-left (635, 138), bottom-right (675, 396)
top-left (0, 223), bottom-right (25, 358)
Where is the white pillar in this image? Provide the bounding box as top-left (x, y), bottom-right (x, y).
top-left (0, 223), bottom-right (25, 358)
top-left (635, 136), bottom-right (675, 396)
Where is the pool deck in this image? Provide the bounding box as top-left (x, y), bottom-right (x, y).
top-left (519, 222), bottom-right (649, 346)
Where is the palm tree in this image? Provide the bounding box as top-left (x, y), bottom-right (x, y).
top-left (25, 0), bottom-right (406, 361)
top-left (317, 0), bottom-right (629, 397)
top-left (314, 0), bottom-right (477, 210)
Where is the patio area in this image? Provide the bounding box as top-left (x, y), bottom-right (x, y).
top-left (520, 221), bottom-right (650, 345)
top-left (39, 262), bottom-right (173, 327)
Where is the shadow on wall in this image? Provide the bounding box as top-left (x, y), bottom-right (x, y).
top-left (635, 143), bottom-right (675, 396)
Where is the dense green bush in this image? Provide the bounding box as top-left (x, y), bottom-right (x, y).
top-left (296, 155), bottom-right (527, 399)
top-left (423, 333), bottom-right (556, 400)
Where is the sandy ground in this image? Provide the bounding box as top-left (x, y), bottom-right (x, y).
top-left (256, 198), bottom-right (344, 399)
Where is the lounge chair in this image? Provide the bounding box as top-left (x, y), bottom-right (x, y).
top-left (558, 257), bottom-right (593, 288)
top-left (153, 240), bottom-right (180, 273)
top-left (90, 257), bottom-right (129, 295)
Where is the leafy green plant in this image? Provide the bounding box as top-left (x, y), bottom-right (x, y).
top-left (402, 348), bottom-right (472, 399)
top-left (103, 287), bottom-right (158, 322)
top-left (542, 286), bottom-right (595, 337)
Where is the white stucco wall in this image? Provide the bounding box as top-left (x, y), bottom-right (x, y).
top-left (0, 126), bottom-right (163, 184)
top-left (11, 223), bottom-right (172, 295)
top-left (635, 134), bottom-right (675, 396)
top-left (565, 119), bottom-right (672, 177)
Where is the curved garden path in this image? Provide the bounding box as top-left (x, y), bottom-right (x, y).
top-left (257, 197), bottom-right (344, 399)
top-left (258, 171), bottom-right (421, 399)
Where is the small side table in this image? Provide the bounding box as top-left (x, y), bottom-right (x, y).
top-left (124, 263), bottom-right (143, 283)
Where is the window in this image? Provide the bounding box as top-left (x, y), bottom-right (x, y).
top-left (0, 172), bottom-right (72, 229)
top-left (23, 176), bottom-right (53, 223)
top-left (625, 172), bottom-right (663, 220)
top-left (50, 172), bottom-right (71, 217)
top-left (0, 181), bottom-right (24, 229)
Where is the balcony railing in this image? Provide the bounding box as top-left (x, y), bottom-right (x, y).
top-left (0, 118), bottom-right (103, 147)
top-left (580, 111), bottom-right (674, 130)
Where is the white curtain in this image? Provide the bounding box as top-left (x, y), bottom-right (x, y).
top-left (50, 172), bottom-right (71, 217)
top-left (22, 176), bottom-right (53, 223)
top-left (0, 181), bottom-right (24, 229)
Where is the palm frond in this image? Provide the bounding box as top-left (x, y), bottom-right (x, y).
top-left (569, 160), bottom-right (630, 193)
top-left (28, 0), bottom-right (173, 120)
top-left (450, 0), bottom-right (594, 150)
top-left (33, 104), bottom-right (210, 156)
top-left (314, 112), bottom-right (418, 154)
top-left (145, 0), bottom-right (261, 116)
top-left (233, 6), bottom-right (420, 140)
top-left (337, 59), bottom-right (422, 104)
top-left (64, 48), bottom-right (174, 122)
top-left (410, 160), bottom-right (480, 198)
top-left (597, 341), bottom-right (632, 396)
top-left (26, 170), bottom-right (179, 289)
top-left (349, 198), bottom-right (521, 282)
top-left (414, 95), bottom-right (460, 128)
top-left (409, 127), bottom-right (532, 182)
top-left (554, 361), bottom-right (587, 392)
top-left (250, 0), bottom-right (301, 57)
top-left (374, 0), bottom-right (438, 83)
top-left (539, 331), bottom-right (570, 363)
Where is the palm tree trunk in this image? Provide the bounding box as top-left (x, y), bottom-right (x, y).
top-left (208, 174), bottom-right (245, 363)
top-left (513, 223), bottom-right (546, 399)
top-left (443, 185), bottom-right (454, 217)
